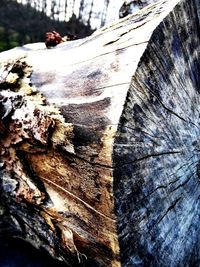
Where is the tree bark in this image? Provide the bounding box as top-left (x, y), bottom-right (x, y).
top-left (0, 0), bottom-right (200, 266)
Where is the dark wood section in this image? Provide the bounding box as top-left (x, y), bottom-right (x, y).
top-left (114, 0), bottom-right (200, 266)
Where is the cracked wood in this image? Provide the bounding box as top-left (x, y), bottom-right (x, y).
top-left (0, 0), bottom-right (200, 266)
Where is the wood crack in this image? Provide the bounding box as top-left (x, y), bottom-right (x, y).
top-left (104, 39), bottom-right (120, 46)
top-left (155, 196), bottom-right (182, 226)
top-left (171, 172), bottom-right (196, 193)
top-left (115, 150), bottom-right (182, 168)
top-left (41, 177), bottom-right (115, 222)
top-left (147, 87), bottom-right (199, 128)
top-left (69, 41), bottom-right (148, 67)
top-left (61, 148), bottom-right (182, 170)
top-left (136, 158), bottom-right (199, 205)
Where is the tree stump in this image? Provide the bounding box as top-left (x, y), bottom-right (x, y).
top-left (0, 0), bottom-right (200, 266)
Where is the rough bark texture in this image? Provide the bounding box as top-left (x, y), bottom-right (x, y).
top-left (0, 0), bottom-right (199, 266)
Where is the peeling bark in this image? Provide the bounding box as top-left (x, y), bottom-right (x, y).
top-left (0, 0), bottom-right (200, 266)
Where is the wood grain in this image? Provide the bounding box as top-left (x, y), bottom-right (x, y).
top-left (0, 0), bottom-right (199, 266)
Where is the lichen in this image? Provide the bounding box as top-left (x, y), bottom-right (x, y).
top-left (0, 58), bottom-right (74, 205)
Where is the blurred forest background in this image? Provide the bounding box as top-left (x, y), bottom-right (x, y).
top-left (0, 0), bottom-right (157, 52)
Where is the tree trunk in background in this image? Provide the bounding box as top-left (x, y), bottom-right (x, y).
top-left (100, 0), bottom-right (109, 27)
top-left (78, 0), bottom-right (85, 20)
top-left (0, 0), bottom-right (200, 266)
top-left (87, 0), bottom-right (94, 26)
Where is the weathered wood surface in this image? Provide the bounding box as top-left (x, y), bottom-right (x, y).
top-left (0, 0), bottom-right (200, 266)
